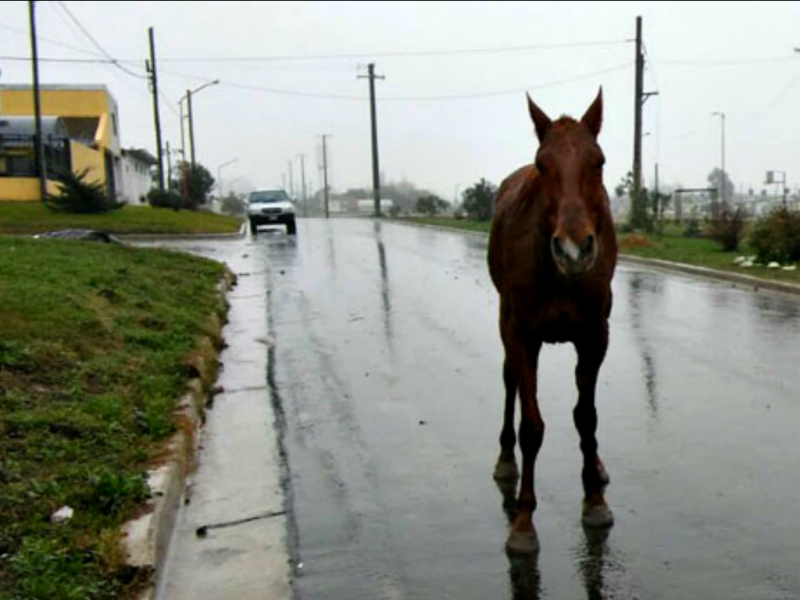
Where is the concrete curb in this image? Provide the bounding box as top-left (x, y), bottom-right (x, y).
top-left (122, 270), bottom-right (237, 600)
top-left (620, 254), bottom-right (800, 297)
top-left (118, 222), bottom-right (247, 242)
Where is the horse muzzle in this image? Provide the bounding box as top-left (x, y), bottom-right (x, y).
top-left (551, 233), bottom-right (598, 276)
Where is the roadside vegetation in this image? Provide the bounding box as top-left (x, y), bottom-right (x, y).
top-left (0, 202), bottom-right (242, 236)
top-left (395, 175), bottom-right (800, 285)
top-left (0, 236), bottom-right (227, 600)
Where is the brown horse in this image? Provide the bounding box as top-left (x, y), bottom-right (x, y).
top-left (488, 89), bottom-right (617, 554)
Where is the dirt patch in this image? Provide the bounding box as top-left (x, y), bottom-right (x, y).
top-left (619, 233), bottom-right (654, 250)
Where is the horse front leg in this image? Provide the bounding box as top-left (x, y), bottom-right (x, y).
top-left (494, 358), bottom-right (520, 481)
top-left (574, 322), bottom-right (614, 528)
top-left (506, 338), bottom-right (544, 554)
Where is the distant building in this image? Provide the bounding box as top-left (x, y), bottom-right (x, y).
top-left (357, 199), bottom-right (394, 214)
top-left (120, 148), bottom-right (156, 204)
top-left (0, 84), bottom-right (125, 201)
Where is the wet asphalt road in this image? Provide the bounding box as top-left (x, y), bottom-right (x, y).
top-left (257, 218), bottom-right (800, 600)
top-left (159, 219), bottom-right (800, 599)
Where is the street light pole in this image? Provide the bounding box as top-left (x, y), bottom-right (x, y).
top-left (712, 111), bottom-right (726, 216)
top-left (298, 154), bottom-right (308, 218)
top-left (217, 158), bottom-right (239, 198)
top-left (182, 79), bottom-right (219, 169)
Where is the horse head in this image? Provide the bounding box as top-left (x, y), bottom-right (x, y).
top-left (528, 89), bottom-right (608, 277)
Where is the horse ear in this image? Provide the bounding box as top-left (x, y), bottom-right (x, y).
top-left (527, 93), bottom-right (552, 141)
top-left (581, 87), bottom-right (603, 138)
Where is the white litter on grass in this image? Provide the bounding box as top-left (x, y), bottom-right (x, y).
top-left (51, 506), bottom-right (74, 523)
top-left (742, 261), bottom-right (754, 268)
top-left (783, 266), bottom-right (797, 272)
top-left (734, 256), bottom-right (747, 265)
top-left (768, 262), bottom-right (781, 269)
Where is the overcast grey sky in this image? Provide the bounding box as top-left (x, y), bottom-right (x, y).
top-left (2, 1), bottom-right (800, 200)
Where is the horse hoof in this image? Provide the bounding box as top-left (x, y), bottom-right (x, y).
top-left (596, 458), bottom-right (610, 486)
top-left (582, 503), bottom-right (614, 529)
top-left (493, 460), bottom-right (519, 481)
top-left (506, 529), bottom-right (539, 555)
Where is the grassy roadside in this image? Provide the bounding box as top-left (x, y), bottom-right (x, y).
top-left (0, 202), bottom-right (242, 236)
top-left (0, 237), bottom-right (228, 600)
top-left (397, 216), bottom-right (800, 285)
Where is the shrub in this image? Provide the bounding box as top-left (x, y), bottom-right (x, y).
top-left (147, 188), bottom-right (184, 211)
top-left (683, 219), bottom-right (702, 239)
top-left (748, 206), bottom-right (800, 264)
top-left (462, 178), bottom-right (496, 221)
top-left (416, 194), bottom-right (448, 216)
top-left (45, 169), bottom-right (123, 214)
top-left (219, 192), bottom-right (246, 216)
top-left (707, 205), bottom-right (748, 251)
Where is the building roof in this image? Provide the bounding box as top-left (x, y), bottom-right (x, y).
top-left (121, 148), bottom-right (158, 166)
top-left (0, 84), bottom-right (112, 93)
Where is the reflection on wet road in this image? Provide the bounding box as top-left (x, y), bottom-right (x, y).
top-left (257, 219), bottom-right (800, 600)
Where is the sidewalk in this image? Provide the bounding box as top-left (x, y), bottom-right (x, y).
top-left (125, 238), bottom-right (292, 600)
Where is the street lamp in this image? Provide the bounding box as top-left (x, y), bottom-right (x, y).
top-left (711, 111), bottom-right (726, 217)
top-left (217, 158), bottom-right (239, 198)
top-left (180, 79), bottom-right (220, 168)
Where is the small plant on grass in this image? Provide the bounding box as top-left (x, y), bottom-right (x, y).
top-left (147, 188), bottom-right (185, 211)
top-left (86, 469), bottom-right (149, 516)
top-left (45, 169), bottom-right (123, 214)
top-left (707, 205), bottom-right (748, 251)
top-left (683, 218), bottom-right (702, 239)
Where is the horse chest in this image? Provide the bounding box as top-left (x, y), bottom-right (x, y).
top-left (512, 290), bottom-right (597, 344)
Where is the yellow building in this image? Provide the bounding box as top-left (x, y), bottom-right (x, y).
top-left (0, 84), bottom-right (122, 201)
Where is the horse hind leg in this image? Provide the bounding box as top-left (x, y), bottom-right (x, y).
top-left (494, 359), bottom-right (519, 481)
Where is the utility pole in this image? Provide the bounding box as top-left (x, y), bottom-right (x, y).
top-left (186, 89), bottom-right (196, 168)
top-left (632, 16), bottom-right (658, 228)
top-left (288, 159), bottom-right (295, 200)
top-left (711, 111), bottom-right (726, 216)
top-left (320, 134), bottom-right (331, 219)
top-left (653, 162), bottom-right (660, 224)
top-left (179, 100), bottom-right (186, 160)
top-left (632, 16), bottom-right (644, 226)
top-left (29, 1), bottom-right (46, 201)
top-left (359, 63), bottom-right (385, 217)
top-left (298, 154), bottom-right (308, 218)
top-left (166, 141), bottom-right (172, 190)
top-left (146, 27), bottom-right (164, 191)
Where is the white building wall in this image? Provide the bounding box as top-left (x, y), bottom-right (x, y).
top-left (119, 154), bottom-right (153, 204)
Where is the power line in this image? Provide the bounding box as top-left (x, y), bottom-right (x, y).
top-left (118, 39), bottom-right (630, 64)
top-left (177, 62), bottom-right (633, 103)
top-left (381, 63), bottom-right (632, 102)
top-left (0, 20), bottom-right (104, 58)
top-left (654, 55), bottom-right (798, 67)
top-left (53, 1), bottom-right (147, 79)
top-left (0, 55), bottom-right (112, 64)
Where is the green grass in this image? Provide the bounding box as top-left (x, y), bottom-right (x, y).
top-left (619, 229), bottom-right (800, 284)
top-left (396, 216), bottom-right (800, 285)
top-left (0, 236), bottom-right (227, 600)
top-left (0, 202), bottom-right (242, 235)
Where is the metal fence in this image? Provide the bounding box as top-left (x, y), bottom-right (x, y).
top-left (0, 134), bottom-right (71, 179)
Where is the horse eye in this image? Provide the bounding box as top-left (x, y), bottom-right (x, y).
top-left (596, 157), bottom-right (605, 169)
top-left (536, 161), bottom-right (547, 175)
